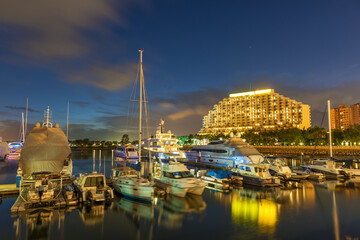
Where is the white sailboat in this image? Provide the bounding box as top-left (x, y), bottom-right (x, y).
top-left (303, 100), bottom-right (352, 179)
top-left (112, 50), bottom-right (155, 201)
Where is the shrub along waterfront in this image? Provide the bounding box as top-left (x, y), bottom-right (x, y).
top-left (180, 125), bottom-right (360, 146)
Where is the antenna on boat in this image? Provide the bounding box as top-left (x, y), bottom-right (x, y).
top-left (42, 106), bottom-right (53, 128)
top-left (328, 100), bottom-right (333, 158)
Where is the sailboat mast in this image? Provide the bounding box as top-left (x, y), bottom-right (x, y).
top-left (21, 112), bottom-right (25, 143)
top-left (328, 100), bottom-right (333, 158)
top-left (25, 98), bottom-right (28, 137)
top-left (67, 101), bottom-right (69, 139)
top-left (139, 50), bottom-right (144, 161)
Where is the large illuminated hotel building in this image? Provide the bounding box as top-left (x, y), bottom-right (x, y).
top-left (198, 89), bottom-right (311, 135)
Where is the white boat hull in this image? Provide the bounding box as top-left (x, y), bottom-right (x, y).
top-left (113, 182), bottom-right (154, 201)
top-left (154, 179), bottom-right (188, 197)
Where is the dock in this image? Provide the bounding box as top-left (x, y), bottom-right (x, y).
top-left (0, 184), bottom-right (19, 197)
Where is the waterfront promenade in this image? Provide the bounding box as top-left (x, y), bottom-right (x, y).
top-left (254, 146), bottom-right (360, 157)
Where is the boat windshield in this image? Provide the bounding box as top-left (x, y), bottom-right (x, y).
top-left (164, 171), bottom-right (193, 179)
top-left (84, 176), bottom-right (104, 188)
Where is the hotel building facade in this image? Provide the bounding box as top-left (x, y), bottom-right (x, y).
top-left (331, 103), bottom-right (360, 130)
top-left (198, 89), bottom-right (311, 135)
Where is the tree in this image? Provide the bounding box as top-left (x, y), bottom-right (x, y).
top-left (121, 134), bottom-right (130, 145)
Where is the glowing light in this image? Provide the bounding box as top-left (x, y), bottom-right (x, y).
top-left (229, 89), bottom-right (273, 98)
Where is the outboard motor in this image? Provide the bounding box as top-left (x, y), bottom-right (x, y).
top-left (38, 185), bottom-right (44, 201)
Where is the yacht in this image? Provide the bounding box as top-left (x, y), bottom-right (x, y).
top-left (154, 161), bottom-right (206, 197)
top-left (197, 169), bottom-right (242, 191)
top-left (185, 137), bottom-right (264, 167)
top-left (111, 164), bottom-right (155, 202)
top-left (142, 119), bottom-right (186, 160)
top-left (11, 108), bottom-right (74, 213)
top-left (302, 160), bottom-right (352, 179)
top-left (7, 142), bottom-right (22, 159)
top-left (338, 159), bottom-right (360, 177)
top-left (73, 171), bottom-right (114, 204)
top-left (262, 158), bottom-right (308, 181)
top-left (230, 163), bottom-right (281, 187)
top-left (114, 144), bottom-right (139, 160)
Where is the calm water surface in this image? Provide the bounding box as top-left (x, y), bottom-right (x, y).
top-left (0, 150), bottom-right (360, 240)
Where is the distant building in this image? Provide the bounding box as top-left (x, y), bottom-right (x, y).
top-left (198, 89), bottom-right (311, 135)
top-left (331, 103), bottom-right (360, 130)
top-left (350, 103), bottom-right (360, 126)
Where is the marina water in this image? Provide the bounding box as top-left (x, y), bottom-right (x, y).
top-left (1, 150), bottom-right (360, 239)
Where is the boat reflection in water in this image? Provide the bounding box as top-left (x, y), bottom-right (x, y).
top-left (157, 194), bottom-right (206, 229)
top-left (116, 197), bottom-right (154, 220)
top-left (13, 207), bottom-right (76, 240)
top-left (114, 194), bottom-right (206, 230)
top-left (12, 200), bottom-right (113, 239)
top-left (78, 202), bottom-right (113, 226)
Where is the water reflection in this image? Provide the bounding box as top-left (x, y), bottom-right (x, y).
top-left (157, 194), bottom-right (206, 229)
top-left (116, 197), bottom-right (154, 220)
top-left (78, 202), bottom-right (113, 226)
top-left (3, 151), bottom-right (360, 240)
top-left (13, 207), bottom-right (70, 240)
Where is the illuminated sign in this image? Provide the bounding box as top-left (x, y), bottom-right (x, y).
top-left (229, 89), bottom-right (273, 98)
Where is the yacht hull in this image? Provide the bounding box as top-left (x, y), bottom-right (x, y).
top-left (154, 179), bottom-right (188, 197)
top-left (113, 182), bottom-right (154, 202)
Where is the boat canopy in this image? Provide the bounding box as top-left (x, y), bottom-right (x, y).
top-left (207, 170), bottom-right (232, 179)
top-left (126, 162), bottom-right (141, 171)
top-left (228, 138), bottom-right (264, 164)
top-left (19, 124), bottom-right (71, 177)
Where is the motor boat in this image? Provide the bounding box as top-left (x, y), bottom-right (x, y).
top-left (111, 163), bottom-right (155, 202)
top-left (153, 161), bottom-right (206, 197)
top-left (197, 169), bottom-right (242, 191)
top-left (302, 159), bottom-right (352, 179)
top-left (185, 137), bottom-right (264, 167)
top-left (115, 144), bottom-right (139, 160)
top-left (231, 163), bottom-right (281, 187)
top-left (73, 172), bottom-right (114, 204)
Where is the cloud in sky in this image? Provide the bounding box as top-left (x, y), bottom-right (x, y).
top-left (71, 101), bottom-right (91, 107)
top-left (0, 0), bottom-right (121, 58)
top-left (65, 62), bottom-right (138, 91)
top-left (4, 106), bottom-right (40, 113)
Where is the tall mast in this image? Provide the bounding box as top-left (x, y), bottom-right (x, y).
top-left (67, 101), bottom-right (69, 139)
top-left (139, 50), bottom-right (144, 161)
top-left (328, 100), bottom-right (333, 158)
top-left (21, 112), bottom-right (25, 143)
top-left (25, 98), bottom-right (28, 137)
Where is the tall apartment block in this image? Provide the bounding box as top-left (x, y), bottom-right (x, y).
top-left (198, 89), bottom-right (311, 135)
top-left (331, 103), bottom-right (360, 130)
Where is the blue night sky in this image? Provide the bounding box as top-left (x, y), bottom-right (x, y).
top-left (1, 0), bottom-right (360, 141)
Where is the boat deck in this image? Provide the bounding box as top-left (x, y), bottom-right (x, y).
top-left (10, 186), bottom-right (79, 214)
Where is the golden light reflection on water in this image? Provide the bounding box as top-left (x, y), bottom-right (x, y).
top-left (231, 193), bottom-right (277, 234)
top-left (219, 182), bottom-right (318, 235)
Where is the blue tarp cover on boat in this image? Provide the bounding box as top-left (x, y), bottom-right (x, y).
top-left (126, 162), bottom-right (141, 171)
top-left (207, 170), bottom-right (231, 179)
